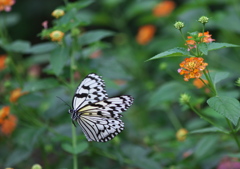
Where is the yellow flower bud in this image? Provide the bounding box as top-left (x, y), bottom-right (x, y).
top-left (31, 164), bottom-right (42, 169)
top-left (198, 16), bottom-right (209, 24)
top-left (176, 128), bottom-right (188, 141)
top-left (49, 30), bottom-right (64, 42)
top-left (179, 93), bottom-right (191, 105)
top-left (51, 9), bottom-right (65, 18)
top-left (174, 21), bottom-right (184, 30)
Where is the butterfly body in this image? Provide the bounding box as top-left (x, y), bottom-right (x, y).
top-left (69, 73), bottom-right (133, 142)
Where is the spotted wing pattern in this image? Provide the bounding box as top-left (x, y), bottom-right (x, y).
top-left (77, 95), bottom-right (134, 142)
top-left (70, 73), bottom-right (134, 142)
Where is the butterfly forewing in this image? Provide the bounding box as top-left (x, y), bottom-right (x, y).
top-left (72, 73), bottom-right (108, 111)
top-left (70, 73), bottom-right (133, 142)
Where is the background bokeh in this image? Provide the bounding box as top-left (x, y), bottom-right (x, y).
top-left (1, 0), bottom-right (240, 168)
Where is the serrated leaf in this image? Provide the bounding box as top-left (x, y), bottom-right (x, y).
top-left (190, 127), bottom-right (228, 134)
top-left (198, 43), bottom-right (208, 55)
top-left (207, 42), bottom-right (239, 51)
top-left (23, 78), bottom-right (59, 92)
top-left (78, 30), bottom-right (115, 45)
top-left (28, 42), bottom-right (57, 54)
top-left (207, 96), bottom-right (240, 126)
top-left (147, 47), bottom-right (191, 61)
top-left (7, 40), bottom-right (31, 53)
top-left (50, 47), bottom-right (69, 75)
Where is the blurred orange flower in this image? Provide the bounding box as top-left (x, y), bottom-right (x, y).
top-left (185, 31), bottom-right (215, 50)
top-left (193, 78), bottom-right (208, 89)
top-left (49, 30), bottom-right (64, 42)
top-left (176, 128), bottom-right (188, 141)
top-left (9, 88), bottom-right (28, 103)
top-left (178, 57), bottom-right (208, 81)
top-left (0, 0), bottom-right (15, 12)
top-left (0, 55), bottom-right (7, 71)
top-left (51, 9), bottom-right (65, 18)
top-left (153, 0), bottom-right (176, 17)
top-left (0, 106), bottom-right (17, 135)
top-left (136, 25), bottom-right (156, 45)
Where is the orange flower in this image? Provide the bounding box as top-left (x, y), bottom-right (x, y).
top-left (0, 106), bottom-right (17, 135)
top-left (178, 57), bottom-right (208, 81)
top-left (1, 114), bottom-right (17, 135)
top-left (9, 88), bottom-right (28, 103)
top-left (136, 25), bottom-right (156, 45)
top-left (176, 128), bottom-right (188, 141)
top-left (0, 55), bottom-right (7, 71)
top-left (153, 0), bottom-right (176, 17)
top-left (0, 0), bottom-right (15, 12)
top-left (185, 31), bottom-right (215, 50)
top-left (193, 78), bottom-right (208, 89)
top-left (49, 30), bottom-right (64, 42)
top-left (0, 106), bottom-right (10, 124)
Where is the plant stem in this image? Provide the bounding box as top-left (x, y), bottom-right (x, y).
top-left (71, 123), bottom-right (78, 169)
top-left (165, 110), bottom-right (182, 130)
top-left (226, 118), bottom-right (240, 151)
top-left (188, 103), bottom-right (226, 132)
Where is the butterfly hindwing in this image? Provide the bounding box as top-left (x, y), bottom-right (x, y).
top-left (78, 95), bottom-right (133, 142)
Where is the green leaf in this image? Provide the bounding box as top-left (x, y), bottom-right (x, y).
top-left (62, 142), bottom-right (88, 155)
top-left (190, 127), bottom-right (228, 134)
top-left (66, 0), bottom-right (94, 10)
top-left (5, 148), bottom-right (32, 167)
top-left (147, 47), bottom-right (191, 61)
top-left (211, 71), bottom-right (229, 85)
top-left (78, 30), bottom-right (115, 45)
top-left (7, 40), bottom-right (31, 53)
top-left (75, 142), bottom-right (88, 154)
top-left (62, 143), bottom-right (74, 154)
top-left (195, 135), bottom-right (218, 159)
top-left (207, 96), bottom-right (240, 126)
top-left (207, 42), bottom-right (239, 51)
top-left (23, 78), bottom-right (60, 92)
top-left (28, 42), bottom-right (57, 54)
top-left (50, 47), bottom-right (69, 75)
top-left (198, 43), bottom-right (208, 55)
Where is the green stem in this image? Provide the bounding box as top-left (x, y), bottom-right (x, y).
top-left (71, 123), bottom-right (78, 169)
top-left (226, 118), bottom-right (240, 151)
top-left (70, 35), bottom-right (78, 169)
top-left (203, 70), bottom-right (217, 96)
top-left (165, 109), bottom-right (182, 130)
top-left (188, 102), bottom-right (226, 131)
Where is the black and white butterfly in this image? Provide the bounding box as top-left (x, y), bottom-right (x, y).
top-left (68, 73), bottom-right (133, 142)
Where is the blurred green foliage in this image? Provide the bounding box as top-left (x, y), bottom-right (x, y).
top-left (1, 0), bottom-right (240, 169)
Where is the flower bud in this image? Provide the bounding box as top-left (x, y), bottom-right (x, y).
top-left (198, 16), bottom-right (209, 24)
top-left (179, 93), bottom-right (191, 105)
top-left (31, 164), bottom-right (42, 169)
top-left (51, 9), bottom-right (65, 18)
top-left (174, 21), bottom-right (184, 30)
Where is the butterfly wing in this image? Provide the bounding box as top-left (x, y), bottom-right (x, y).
top-left (72, 73), bottom-right (108, 111)
top-left (77, 95), bottom-right (134, 142)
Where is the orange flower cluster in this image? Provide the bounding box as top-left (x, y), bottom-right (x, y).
top-left (178, 57), bottom-right (208, 81)
top-left (10, 88), bottom-right (28, 103)
top-left (136, 25), bottom-right (156, 45)
top-left (0, 55), bottom-right (7, 71)
top-left (153, 0), bottom-right (176, 17)
top-left (0, 106), bottom-right (17, 135)
top-left (185, 31), bottom-right (215, 50)
top-left (0, 0), bottom-right (15, 12)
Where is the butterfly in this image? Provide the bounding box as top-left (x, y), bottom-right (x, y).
top-left (68, 73), bottom-right (133, 142)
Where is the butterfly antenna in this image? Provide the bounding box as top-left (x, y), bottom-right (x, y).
top-left (56, 96), bottom-right (71, 109)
